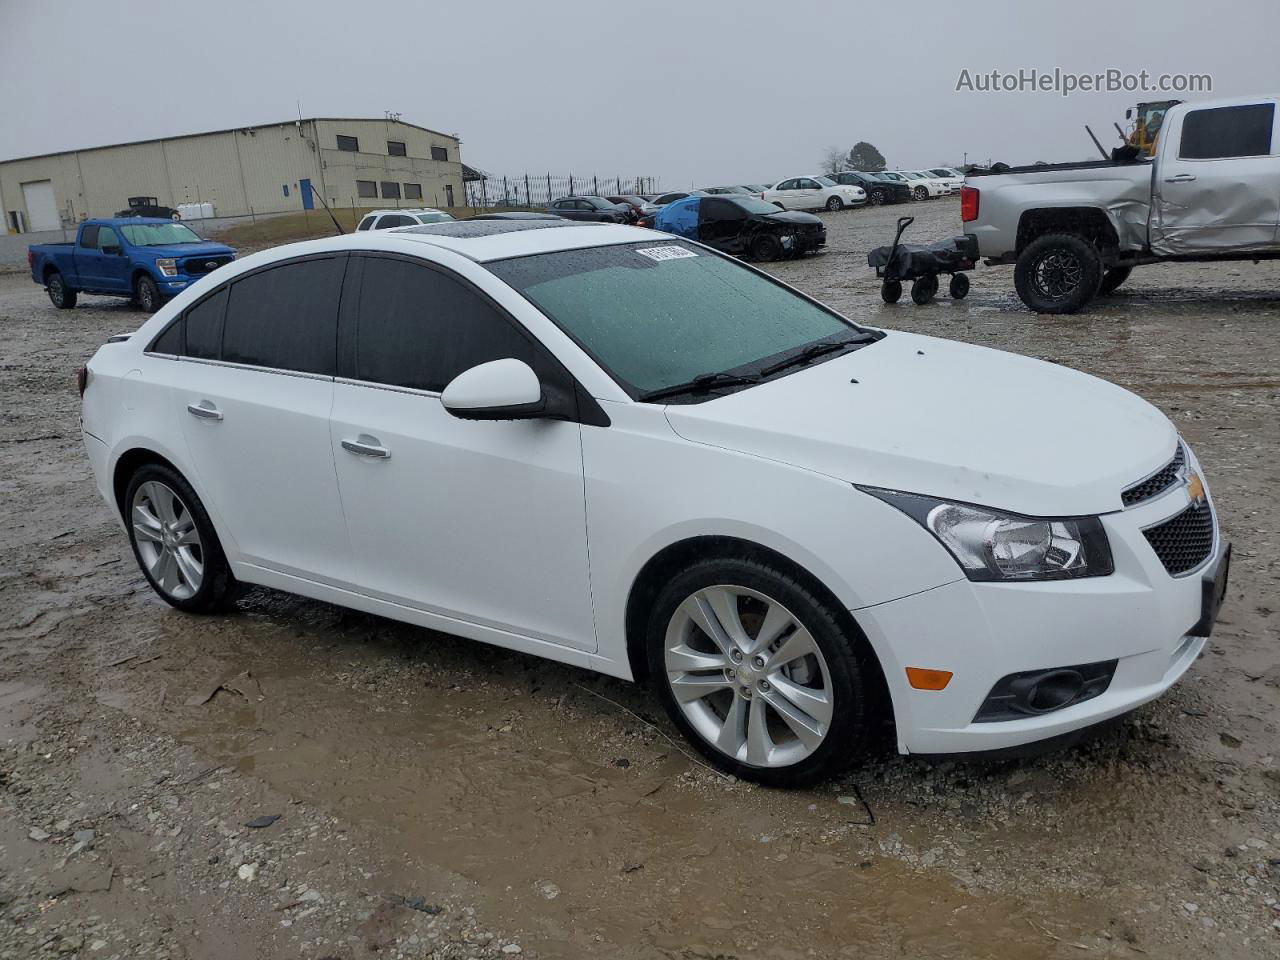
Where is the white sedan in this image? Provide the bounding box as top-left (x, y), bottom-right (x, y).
top-left (879, 171), bottom-right (947, 200)
top-left (763, 176), bottom-right (865, 211)
top-left (79, 221), bottom-right (1229, 786)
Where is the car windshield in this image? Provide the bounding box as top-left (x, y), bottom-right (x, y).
top-left (416, 212), bottom-right (454, 223)
top-left (814, 176), bottom-right (836, 186)
top-left (488, 241), bottom-right (868, 397)
top-left (731, 197), bottom-right (784, 216)
top-left (118, 223), bottom-right (203, 245)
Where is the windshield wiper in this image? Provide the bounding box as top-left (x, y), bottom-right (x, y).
top-left (759, 335), bottom-right (876, 378)
top-left (639, 371), bottom-right (761, 403)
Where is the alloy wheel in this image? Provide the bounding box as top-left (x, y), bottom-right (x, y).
top-left (48, 275), bottom-right (64, 305)
top-left (664, 585), bottom-right (834, 768)
top-left (1030, 249), bottom-right (1084, 301)
top-left (131, 480), bottom-right (204, 599)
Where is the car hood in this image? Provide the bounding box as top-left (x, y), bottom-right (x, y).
top-left (147, 242), bottom-right (236, 258)
top-left (763, 210), bottom-right (823, 226)
top-left (664, 331), bottom-right (1176, 517)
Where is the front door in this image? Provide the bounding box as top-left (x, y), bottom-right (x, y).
top-left (175, 256), bottom-right (352, 583)
top-left (329, 254), bottom-right (596, 651)
top-left (300, 178), bottom-right (314, 210)
top-left (1151, 100), bottom-right (1280, 255)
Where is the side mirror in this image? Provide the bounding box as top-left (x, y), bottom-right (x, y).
top-left (441, 358), bottom-right (547, 421)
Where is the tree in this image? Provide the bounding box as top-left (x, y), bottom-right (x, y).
top-left (847, 141), bottom-right (887, 172)
top-left (820, 145), bottom-right (848, 176)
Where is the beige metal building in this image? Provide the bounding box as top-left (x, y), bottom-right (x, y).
top-left (0, 117), bottom-right (465, 233)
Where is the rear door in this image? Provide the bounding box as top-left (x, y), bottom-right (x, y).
top-left (174, 255), bottom-right (353, 583)
top-left (1151, 100), bottom-right (1280, 254)
top-left (329, 253), bottom-right (595, 651)
top-left (699, 197), bottom-right (747, 248)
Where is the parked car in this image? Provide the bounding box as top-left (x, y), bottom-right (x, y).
top-left (926, 168), bottom-right (966, 192)
top-left (831, 172), bottom-right (911, 205)
top-left (356, 208), bottom-right (456, 230)
top-left (547, 196), bottom-right (631, 223)
top-left (963, 94), bottom-right (1280, 313)
top-left (79, 219), bottom-right (1228, 785)
top-left (115, 196), bottom-right (180, 220)
top-left (878, 171), bottom-right (944, 201)
top-left (28, 218), bottom-right (235, 313)
top-left (640, 191), bottom-right (704, 216)
top-left (654, 194), bottom-right (825, 260)
top-left (606, 195), bottom-right (650, 220)
top-left (905, 170), bottom-right (957, 195)
top-left (467, 212), bottom-right (566, 221)
top-left (763, 176), bottom-right (865, 211)
top-left (698, 185), bottom-right (752, 195)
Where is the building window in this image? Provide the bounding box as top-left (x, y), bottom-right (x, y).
top-left (380, 181), bottom-right (401, 200)
top-left (430, 146), bottom-right (448, 162)
top-left (356, 180), bottom-right (378, 199)
top-left (404, 183), bottom-right (422, 200)
top-left (336, 134), bottom-right (359, 152)
top-left (387, 140), bottom-right (407, 157)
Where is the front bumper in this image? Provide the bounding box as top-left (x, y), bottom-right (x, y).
top-left (854, 472), bottom-right (1226, 755)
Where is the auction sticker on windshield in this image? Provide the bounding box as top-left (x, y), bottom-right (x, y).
top-left (636, 246), bottom-right (698, 262)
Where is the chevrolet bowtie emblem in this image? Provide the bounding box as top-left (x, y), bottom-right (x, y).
top-left (1186, 472), bottom-right (1206, 506)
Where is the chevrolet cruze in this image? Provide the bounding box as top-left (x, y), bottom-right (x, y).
top-left (78, 220), bottom-right (1230, 785)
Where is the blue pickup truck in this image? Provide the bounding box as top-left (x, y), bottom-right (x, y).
top-left (28, 218), bottom-right (236, 312)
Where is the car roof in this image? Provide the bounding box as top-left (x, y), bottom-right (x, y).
top-left (98, 217), bottom-right (179, 225)
top-left (303, 220), bottom-right (656, 262)
top-left (364, 208), bottom-right (446, 217)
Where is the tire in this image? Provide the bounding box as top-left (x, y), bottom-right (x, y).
top-left (869, 190), bottom-right (885, 206)
top-left (750, 234), bottom-right (784, 262)
top-left (881, 280), bottom-right (903, 304)
top-left (912, 186), bottom-right (928, 201)
top-left (949, 273), bottom-right (970, 299)
top-left (124, 463), bottom-right (237, 614)
top-left (645, 556), bottom-right (875, 786)
top-left (135, 274), bottom-right (161, 313)
top-left (1099, 266), bottom-right (1132, 295)
top-left (170, 212), bottom-right (181, 221)
top-left (825, 196), bottom-right (843, 212)
top-left (911, 275), bottom-right (938, 304)
top-left (46, 271), bottom-right (77, 309)
top-left (1013, 233), bottom-right (1103, 314)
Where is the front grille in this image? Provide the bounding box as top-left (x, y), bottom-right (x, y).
top-left (1143, 502), bottom-right (1215, 576)
top-left (182, 255), bottom-right (233, 276)
top-left (1122, 444), bottom-right (1185, 507)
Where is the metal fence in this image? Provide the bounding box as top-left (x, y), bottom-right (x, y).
top-left (465, 173), bottom-right (662, 208)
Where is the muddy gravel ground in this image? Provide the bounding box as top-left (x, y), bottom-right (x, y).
top-left (2, 198), bottom-right (1280, 960)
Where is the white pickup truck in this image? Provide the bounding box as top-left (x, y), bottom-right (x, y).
top-left (960, 95), bottom-right (1280, 312)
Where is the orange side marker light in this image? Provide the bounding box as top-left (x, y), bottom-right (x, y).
top-left (906, 667), bottom-right (953, 691)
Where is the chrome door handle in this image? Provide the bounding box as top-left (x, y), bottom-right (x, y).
top-left (1164, 174), bottom-right (1196, 183)
top-left (186, 400), bottom-right (223, 421)
top-left (341, 436), bottom-right (391, 459)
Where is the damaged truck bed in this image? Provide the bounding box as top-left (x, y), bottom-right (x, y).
top-left (960, 95), bottom-right (1280, 312)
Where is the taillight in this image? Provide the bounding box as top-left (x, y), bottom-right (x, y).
top-left (27, 251), bottom-right (35, 268)
top-left (960, 186), bottom-right (979, 222)
top-left (76, 364), bottom-right (89, 397)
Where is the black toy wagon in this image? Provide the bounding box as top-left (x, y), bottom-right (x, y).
top-left (867, 216), bottom-right (975, 304)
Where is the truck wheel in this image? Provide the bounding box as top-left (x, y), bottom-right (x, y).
top-left (881, 280), bottom-right (903, 304)
top-left (910, 275), bottom-right (938, 304)
top-left (46, 271), bottom-right (77, 309)
top-left (949, 273), bottom-right (970, 299)
top-left (135, 275), bottom-right (161, 313)
top-left (825, 196), bottom-right (844, 212)
top-left (750, 234), bottom-right (783, 262)
top-left (1014, 233), bottom-right (1103, 314)
top-left (1099, 266), bottom-right (1132, 295)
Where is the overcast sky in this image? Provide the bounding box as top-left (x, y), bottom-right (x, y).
top-left (2, 0), bottom-right (1276, 189)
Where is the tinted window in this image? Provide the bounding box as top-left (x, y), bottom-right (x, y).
top-left (151, 317), bottom-right (184, 354)
top-left (702, 198), bottom-right (744, 219)
top-left (185, 287), bottom-right (228, 360)
top-left (98, 227), bottom-right (121, 251)
top-left (376, 215), bottom-right (413, 228)
top-left (357, 216), bottom-right (376, 231)
top-left (351, 257), bottom-right (546, 392)
top-left (222, 258), bottom-right (343, 374)
top-left (1180, 103), bottom-right (1274, 159)
top-left (81, 224), bottom-right (100, 249)
top-left (387, 140), bottom-right (407, 157)
top-left (336, 134), bottom-right (359, 152)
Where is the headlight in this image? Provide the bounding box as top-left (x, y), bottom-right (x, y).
top-left (859, 488), bottom-right (1113, 582)
top-left (156, 258), bottom-right (178, 277)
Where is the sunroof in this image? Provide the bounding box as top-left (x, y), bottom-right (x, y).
top-left (394, 220), bottom-right (586, 239)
